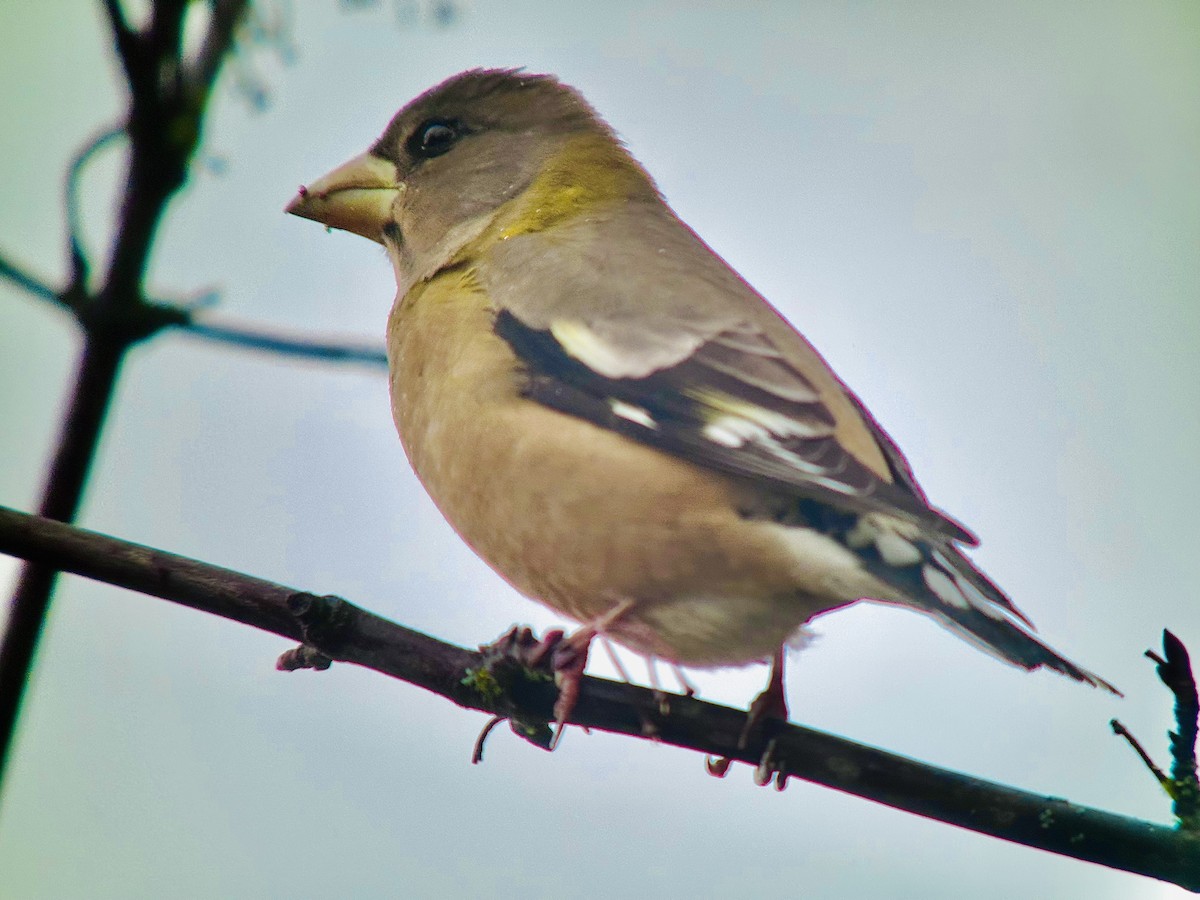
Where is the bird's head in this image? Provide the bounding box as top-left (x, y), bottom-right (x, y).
top-left (286, 68), bottom-right (653, 287)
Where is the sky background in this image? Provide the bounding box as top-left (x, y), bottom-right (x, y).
top-left (1, 2), bottom-right (1199, 898)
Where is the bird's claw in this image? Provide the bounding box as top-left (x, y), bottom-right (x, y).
top-left (485, 624), bottom-right (566, 671)
top-left (479, 625), bottom-right (594, 750)
top-left (548, 630), bottom-right (593, 749)
top-left (706, 647), bottom-right (790, 785)
top-left (706, 755), bottom-right (734, 778)
top-left (752, 738), bottom-right (789, 791)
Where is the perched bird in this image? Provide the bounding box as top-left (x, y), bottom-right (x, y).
top-left (286, 69), bottom-right (1117, 744)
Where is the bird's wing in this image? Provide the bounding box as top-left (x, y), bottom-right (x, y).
top-left (480, 203), bottom-right (974, 543)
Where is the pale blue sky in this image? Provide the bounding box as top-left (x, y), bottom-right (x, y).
top-left (1, 2), bottom-right (1198, 898)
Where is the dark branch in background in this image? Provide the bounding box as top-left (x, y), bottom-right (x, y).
top-left (0, 0), bottom-right (251, 793)
top-left (0, 254), bottom-right (62, 307)
top-left (0, 504), bottom-right (1197, 891)
top-left (180, 315), bottom-right (389, 367)
top-left (65, 125), bottom-right (127, 287)
top-left (197, 0), bottom-right (254, 87)
top-left (0, 254), bottom-right (388, 368)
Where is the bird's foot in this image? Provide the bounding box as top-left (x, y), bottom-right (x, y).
top-left (547, 627), bottom-right (595, 749)
top-left (481, 601), bottom-right (638, 750)
top-left (545, 599), bottom-right (639, 747)
top-left (670, 663), bottom-right (698, 698)
top-left (739, 650), bottom-right (788, 749)
top-left (486, 624), bottom-right (566, 670)
top-left (705, 647), bottom-right (790, 788)
top-left (479, 623), bottom-right (599, 750)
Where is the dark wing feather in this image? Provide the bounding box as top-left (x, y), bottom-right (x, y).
top-left (495, 310), bottom-right (972, 541)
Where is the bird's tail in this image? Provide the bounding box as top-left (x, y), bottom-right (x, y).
top-left (908, 542), bottom-right (1120, 695)
top-left (839, 512), bottom-right (1121, 695)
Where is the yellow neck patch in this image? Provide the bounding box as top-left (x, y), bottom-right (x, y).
top-left (494, 134), bottom-right (655, 241)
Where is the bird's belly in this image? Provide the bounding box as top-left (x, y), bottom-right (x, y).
top-left (397, 389), bottom-right (832, 667)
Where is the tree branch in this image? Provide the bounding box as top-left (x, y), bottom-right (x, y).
top-left (0, 502), bottom-right (1196, 891)
top-left (192, 0), bottom-right (251, 92)
top-left (0, 343), bottom-right (126, 781)
top-left (64, 125), bottom-right (127, 287)
top-left (1152, 631), bottom-right (1200, 828)
top-left (0, 0), bottom-right (251, 793)
top-left (99, 0), bottom-right (137, 85)
top-left (0, 251), bottom-right (63, 307)
top-left (179, 315), bottom-right (389, 367)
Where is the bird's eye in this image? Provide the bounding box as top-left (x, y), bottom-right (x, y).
top-left (408, 118), bottom-right (465, 159)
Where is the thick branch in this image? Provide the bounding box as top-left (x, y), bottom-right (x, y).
top-left (0, 342), bottom-right (126, 779)
top-left (0, 503), bottom-right (1196, 891)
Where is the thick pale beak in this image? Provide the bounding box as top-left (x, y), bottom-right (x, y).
top-left (285, 152), bottom-right (401, 244)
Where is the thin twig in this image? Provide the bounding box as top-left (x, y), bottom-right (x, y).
top-left (0, 252), bottom-right (62, 307)
top-left (1110, 718), bottom-right (1171, 792)
top-left (65, 125), bottom-right (126, 288)
top-left (192, 0), bottom-right (252, 91)
top-left (0, 503), bottom-right (1198, 891)
top-left (180, 317), bottom-right (388, 367)
top-left (100, 0), bottom-right (137, 83)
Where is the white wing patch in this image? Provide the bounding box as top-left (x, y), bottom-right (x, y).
top-left (930, 550), bottom-right (1011, 621)
top-left (922, 550), bottom-right (1014, 621)
top-left (700, 418), bottom-right (855, 491)
top-left (696, 396), bottom-right (850, 489)
top-left (845, 513), bottom-right (924, 566)
top-left (873, 530), bottom-right (924, 567)
top-left (701, 417), bottom-right (754, 448)
top-left (609, 400), bottom-right (657, 429)
top-left (699, 397), bottom-right (831, 440)
top-left (838, 514), bottom-right (1019, 623)
top-left (550, 320), bottom-right (629, 376)
top-left (550, 318), bottom-right (706, 379)
top-left (922, 564), bottom-right (970, 610)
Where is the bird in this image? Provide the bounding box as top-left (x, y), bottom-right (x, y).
top-left (285, 68), bottom-right (1118, 749)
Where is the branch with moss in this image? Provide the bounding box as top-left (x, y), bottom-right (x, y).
top-left (0, 502), bottom-right (1196, 890)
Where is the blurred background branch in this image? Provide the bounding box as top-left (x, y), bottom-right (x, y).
top-left (0, 0), bottom-right (386, 793)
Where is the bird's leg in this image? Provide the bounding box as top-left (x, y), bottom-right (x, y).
top-left (670, 664), bottom-right (697, 698)
top-left (706, 647), bottom-right (790, 783)
top-left (597, 640), bottom-right (665, 738)
top-left (643, 655), bottom-right (672, 718)
top-left (746, 648), bottom-right (791, 789)
top-left (548, 598), bottom-right (636, 749)
top-left (740, 647), bottom-right (788, 748)
top-left (599, 636), bottom-right (632, 682)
